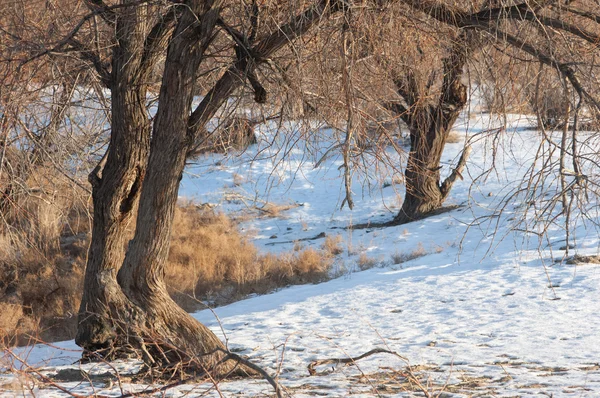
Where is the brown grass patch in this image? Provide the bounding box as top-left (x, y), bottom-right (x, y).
top-left (322, 234), bottom-right (344, 256)
top-left (390, 243), bottom-right (428, 265)
top-left (446, 131), bottom-right (463, 144)
top-left (357, 253), bottom-right (379, 271)
top-left (1, 183), bottom-right (335, 345)
top-left (166, 205), bottom-right (333, 309)
top-left (566, 254), bottom-right (600, 265)
top-left (0, 172), bottom-right (89, 345)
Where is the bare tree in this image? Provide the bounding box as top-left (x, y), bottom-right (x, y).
top-left (376, 0), bottom-right (600, 223)
top-left (3, 0), bottom-right (600, 374)
top-left (1, 0), bottom-right (346, 374)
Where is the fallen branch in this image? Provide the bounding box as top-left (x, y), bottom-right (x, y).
top-left (307, 348), bottom-right (408, 376)
top-left (220, 350), bottom-right (286, 398)
top-left (265, 231), bottom-right (326, 246)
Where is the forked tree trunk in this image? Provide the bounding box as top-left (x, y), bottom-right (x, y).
top-left (392, 42), bottom-right (469, 224)
top-left (116, 2), bottom-right (241, 374)
top-left (76, 0), bottom-right (337, 376)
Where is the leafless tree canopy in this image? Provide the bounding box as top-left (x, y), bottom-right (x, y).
top-left (1, 0), bottom-right (600, 375)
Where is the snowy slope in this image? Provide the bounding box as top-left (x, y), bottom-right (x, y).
top-left (2, 112), bottom-right (600, 397)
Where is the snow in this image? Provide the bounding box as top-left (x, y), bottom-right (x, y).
top-left (2, 110), bottom-right (600, 397)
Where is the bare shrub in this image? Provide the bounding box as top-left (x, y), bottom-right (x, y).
top-left (357, 253), bottom-right (379, 271)
top-left (391, 243), bottom-right (428, 265)
top-left (322, 234), bottom-right (344, 256)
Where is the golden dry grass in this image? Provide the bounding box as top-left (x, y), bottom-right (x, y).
top-left (446, 131), bottom-right (463, 144)
top-left (357, 253), bottom-right (379, 270)
top-left (390, 242), bottom-right (428, 265)
top-left (322, 234), bottom-right (344, 256)
top-left (167, 205), bottom-right (334, 309)
top-left (0, 172), bottom-right (89, 345)
top-left (1, 195), bottom-right (337, 345)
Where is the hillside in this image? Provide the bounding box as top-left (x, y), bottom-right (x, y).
top-left (2, 111), bottom-right (600, 397)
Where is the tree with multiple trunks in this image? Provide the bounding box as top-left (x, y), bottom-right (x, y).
top-left (2, 0), bottom-right (344, 375)
top-left (2, 0), bottom-right (600, 378)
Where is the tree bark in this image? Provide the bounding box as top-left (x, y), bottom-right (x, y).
top-left (114, 1), bottom-right (243, 375)
top-left (76, 2), bottom-right (151, 354)
top-left (392, 42), bottom-right (468, 224)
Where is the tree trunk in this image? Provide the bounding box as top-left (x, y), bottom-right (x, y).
top-left (392, 41), bottom-right (469, 224)
top-left (76, 3), bottom-right (151, 354)
top-left (395, 118), bottom-right (449, 223)
top-left (114, 2), bottom-right (244, 375)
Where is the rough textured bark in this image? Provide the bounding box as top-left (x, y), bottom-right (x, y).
top-left (392, 42), bottom-right (469, 224)
top-left (76, 2), bottom-right (151, 354)
top-left (113, 0), bottom-right (243, 374)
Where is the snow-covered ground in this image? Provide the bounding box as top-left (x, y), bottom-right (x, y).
top-left (2, 111), bottom-right (600, 397)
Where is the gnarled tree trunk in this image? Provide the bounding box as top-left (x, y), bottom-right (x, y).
top-left (115, 1), bottom-right (240, 374)
top-left (74, 0), bottom-right (339, 376)
top-left (76, 3), bottom-right (151, 353)
top-left (391, 41), bottom-right (470, 224)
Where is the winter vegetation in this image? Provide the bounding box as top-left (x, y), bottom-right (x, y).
top-left (1, 0), bottom-right (600, 396)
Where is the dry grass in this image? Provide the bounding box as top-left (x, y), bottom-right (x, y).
top-left (0, 172), bottom-right (89, 345)
top-left (446, 131), bottom-right (463, 144)
top-left (390, 243), bottom-right (428, 265)
top-left (566, 254), bottom-right (600, 265)
top-left (322, 234), bottom-right (344, 256)
top-left (167, 205), bottom-right (334, 309)
top-left (357, 253), bottom-right (379, 271)
top-left (1, 184), bottom-right (337, 345)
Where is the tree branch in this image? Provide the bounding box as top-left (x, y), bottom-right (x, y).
top-left (84, 0), bottom-right (117, 26)
top-left (440, 144), bottom-right (471, 199)
top-left (383, 101), bottom-right (411, 125)
top-left (398, 0), bottom-right (600, 112)
top-left (66, 39), bottom-right (111, 87)
top-left (308, 348), bottom-right (408, 376)
top-left (187, 0), bottom-right (341, 140)
top-left (21, 1), bottom-right (151, 67)
top-left (561, 6), bottom-right (600, 25)
top-left (137, 6), bottom-right (179, 82)
top-left (490, 28), bottom-right (600, 112)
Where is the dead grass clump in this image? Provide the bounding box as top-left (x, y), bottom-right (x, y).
top-left (166, 205), bottom-right (334, 309)
top-left (357, 253), bottom-right (379, 271)
top-left (566, 254), bottom-right (600, 265)
top-left (0, 304), bottom-right (24, 335)
top-left (258, 202), bottom-right (300, 218)
top-left (322, 234), bottom-right (344, 256)
top-left (391, 243), bottom-right (428, 265)
top-left (292, 248), bottom-right (332, 279)
top-left (446, 131), bottom-right (463, 144)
